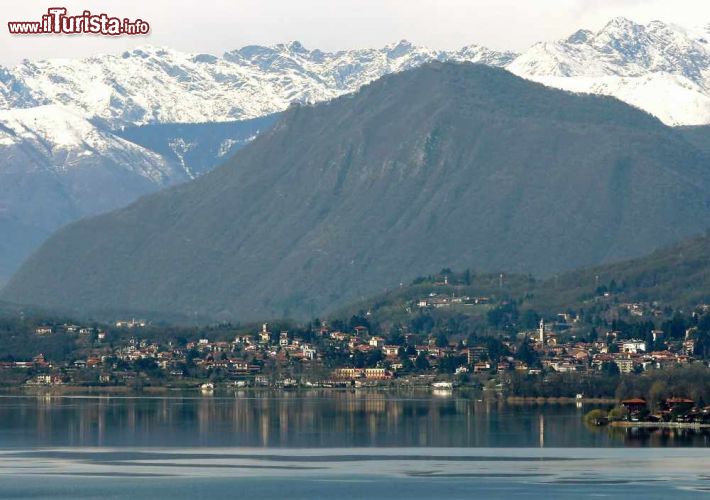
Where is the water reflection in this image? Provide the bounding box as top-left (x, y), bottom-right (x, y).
top-left (0, 391), bottom-right (706, 448)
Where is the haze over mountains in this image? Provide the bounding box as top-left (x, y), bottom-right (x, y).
top-left (4, 62), bottom-right (709, 321)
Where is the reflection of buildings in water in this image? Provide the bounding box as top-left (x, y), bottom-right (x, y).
top-left (364, 398), bottom-right (386, 414)
top-left (35, 394), bottom-right (55, 440)
top-left (15, 392), bottom-right (710, 449)
top-left (454, 398), bottom-right (468, 414)
top-left (279, 400), bottom-right (289, 445)
top-left (469, 399), bottom-right (494, 447)
top-left (368, 411), bottom-right (378, 441)
top-left (386, 400), bottom-right (403, 431)
top-left (260, 403), bottom-right (270, 446)
top-left (159, 397), bottom-right (170, 422)
top-left (96, 396), bottom-right (108, 446)
top-left (127, 398), bottom-right (136, 437)
top-left (612, 425), bottom-right (710, 448)
top-left (198, 396), bottom-right (216, 438)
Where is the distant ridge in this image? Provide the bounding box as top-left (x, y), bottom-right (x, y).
top-left (335, 232), bottom-right (710, 320)
top-left (3, 62), bottom-right (710, 321)
top-left (4, 18), bottom-right (710, 126)
top-left (532, 231), bottom-right (710, 311)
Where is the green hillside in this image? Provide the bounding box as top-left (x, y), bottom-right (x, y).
top-left (4, 62), bottom-right (710, 321)
top-left (340, 233), bottom-right (710, 325)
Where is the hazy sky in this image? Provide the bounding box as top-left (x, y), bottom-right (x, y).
top-left (1, 0), bottom-right (709, 65)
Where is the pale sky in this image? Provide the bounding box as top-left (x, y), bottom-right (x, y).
top-left (1, 0), bottom-right (709, 66)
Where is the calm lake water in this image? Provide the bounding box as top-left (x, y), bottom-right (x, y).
top-left (0, 390), bottom-right (707, 499)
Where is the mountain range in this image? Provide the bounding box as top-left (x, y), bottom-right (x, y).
top-left (0, 104), bottom-right (185, 281)
top-left (2, 16), bottom-right (710, 296)
top-left (4, 62), bottom-right (708, 321)
top-left (2, 18), bottom-right (710, 127)
top-left (0, 41), bottom-right (514, 127)
top-left (509, 18), bottom-right (710, 126)
top-left (0, 107), bottom-right (274, 283)
top-left (0, 39), bottom-right (513, 282)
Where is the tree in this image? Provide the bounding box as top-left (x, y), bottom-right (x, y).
top-left (438, 354), bottom-right (466, 374)
top-left (414, 353), bottom-right (430, 371)
top-left (486, 302), bottom-right (518, 330)
top-left (608, 405), bottom-right (628, 421)
top-left (588, 327), bottom-right (598, 342)
top-left (366, 350), bottom-right (384, 367)
top-left (485, 337), bottom-right (510, 363)
top-left (410, 313), bottom-right (435, 334)
top-left (662, 313), bottom-right (686, 340)
top-left (520, 310), bottom-right (541, 330)
top-left (435, 333), bottom-right (448, 348)
top-left (349, 313), bottom-right (371, 331)
top-left (352, 351), bottom-right (366, 369)
top-left (400, 356), bottom-right (414, 371)
top-left (648, 380), bottom-right (667, 410)
top-left (600, 361), bottom-right (620, 377)
top-left (134, 357), bottom-right (159, 373)
top-left (387, 328), bottom-right (405, 346)
top-left (516, 341), bottom-right (539, 367)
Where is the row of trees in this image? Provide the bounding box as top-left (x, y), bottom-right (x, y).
top-left (502, 364), bottom-right (710, 406)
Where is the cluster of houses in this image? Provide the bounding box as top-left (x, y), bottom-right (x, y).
top-left (21, 322), bottom-right (323, 386)
top-left (416, 292), bottom-right (490, 309)
top-left (6, 313), bottom-right (706, 389)
top-left (619, 397), bottom-right (710, 425)
top-left (34, 323), bottom-right (106, 339)
top-left (620, 302), bottom-right (665, 318)
top-left (516, 320), bottom-right (697, 374)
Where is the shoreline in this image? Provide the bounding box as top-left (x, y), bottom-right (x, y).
top-left (609, 421), bottom-right (710, 429)
top-left (0, 386), bottom-right (617, 405)
top-left (506, 396), bottom-right (616, 405)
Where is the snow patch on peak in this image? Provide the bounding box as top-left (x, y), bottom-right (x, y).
top-left (0, 104), bottom-right (101, 149)
top-left (601, 16), bottom-right (641, 32)
top-left (3, 21), bottom-right (710, 128)
top-left (508, 17), bottom-right (710, 125)
top-left (0, 41), bottom-right (516, 128)
top-left (0, 104), bottom-right (179, 182)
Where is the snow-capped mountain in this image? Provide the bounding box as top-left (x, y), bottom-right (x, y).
top-left (4, 19), bottom-right (709, 126)
top-left (0, 105), bottom-right (179, 182)
top-left (509, 18), bottom-right (710, 125)
top-left (2, 18), bottom-right (710, 283)
top-left (0, 105), bottom-right (190, 283)
top-left (115, 113), bottom-right (280, 178)
top-left (0, 41), bottom-right (516, 127)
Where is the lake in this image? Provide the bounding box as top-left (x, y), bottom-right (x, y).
top-left (0, 390), bottom-right (707, 498)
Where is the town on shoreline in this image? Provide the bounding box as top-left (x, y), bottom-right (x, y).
top-left (0, 269), bottom-right (708, 428)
